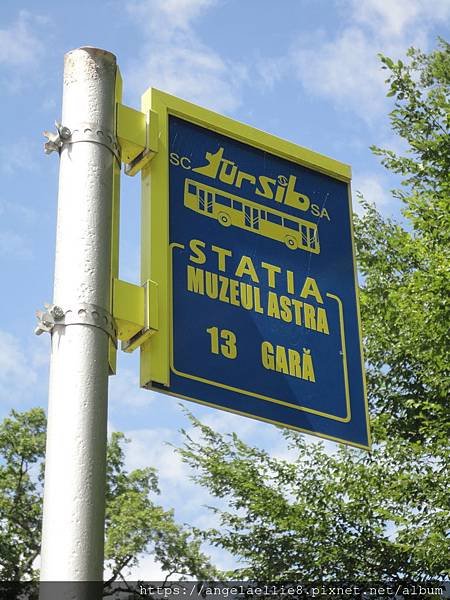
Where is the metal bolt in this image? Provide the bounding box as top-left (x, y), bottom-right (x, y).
top-left (50, 305), bottom-right (65, 321)
top-left (59, 126), bottom-right (71, 140)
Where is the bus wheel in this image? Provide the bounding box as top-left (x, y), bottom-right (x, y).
top-left (285, 235), bottom-right (297, 250)
top-left (218, 212), bottom-right (231, 227)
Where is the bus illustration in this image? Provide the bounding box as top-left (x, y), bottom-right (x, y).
top-left (184, 178), bottom-right (320, 254)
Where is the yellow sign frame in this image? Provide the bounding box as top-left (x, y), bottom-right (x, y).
top-left (139, 88), bottom-right (369, 449)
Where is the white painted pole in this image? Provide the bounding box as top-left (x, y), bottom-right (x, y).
top-left (39, 47), bottom-right (117, 591)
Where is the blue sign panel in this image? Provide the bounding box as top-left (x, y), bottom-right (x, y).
top-left (164, 114), bottom-right (370, 449)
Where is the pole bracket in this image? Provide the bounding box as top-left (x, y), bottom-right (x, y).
top-left (116, 104), bottom-right (158, 176)
top-left (35, 302), bottom-right (118, 345)
top-left (43, 121), bottom-right (121, 163)
top-left (44, 105), bottom-right (159, 175)
top-left (112, 278), bottom-right (158, 353)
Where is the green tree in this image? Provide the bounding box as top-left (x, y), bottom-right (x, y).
top-left (0, 409), bottom-right (45, 581)
top-left (0, 408), bottom-right (214, 590)
top-left (176, 41), bottom-right (450, 579)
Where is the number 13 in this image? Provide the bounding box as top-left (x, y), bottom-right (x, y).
top-left (206, 327), bottom-right (238, 359)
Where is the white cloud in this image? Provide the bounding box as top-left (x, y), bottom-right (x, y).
top-left (123, 0), bottom-right (450, 122)
top-left (41, 97), bottom-right (57, 112)
top-left (351, 0), bottom-right (421, 37)
top-left (124, 426), bottom-right (184, 475)
top-left (352, 172), bottom-right (396, 214)
top-left (122, 425), bottom-right (211, 511)
top-left (253, 55), bottom-right (287, 91)
top-left (0, 197), bottom-right (37, 223)
top-left (0, 139), bottom-right (39, 175)
top-left (125, 0), bottom-right (246, 113)
top-left (291, 28), bottom-right (387, 119)
top-left (31, 337), bottom-right (50, 370)
top-left (109, 365), bottom-right (158, 411)
top-left (289, 0), bottom-right (449, 123)
top-left (352, 0), bottom-right (450, 37)
top-left (127, 0), bottom-right (216, 36)
top-left (121, 418), bottom-right (242, 577)
top-left (113, 553), bottom-right (167, 580)
top-left (0, 11), bottom-right (45, 68)
top-left (124, 546), bottom-right (237, 580)
top-left (0, 185), bottom-right (40, 261)
top-left (198, 406), bottom-right (268, 438)
top-left (122, 415), bottom-right (231, 515)
top-left (127, 44), bottom-right (244, 113)
top-left (0, 231), bottom-right (32, 260)
top-left (119, 403), bottom-right (344, 577)
top-left (0, 330), bottom-right (39, 406)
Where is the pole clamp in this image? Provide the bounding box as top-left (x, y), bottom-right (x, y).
top-left (35, 302), bottom-right (117, 345)
top-left (43, 121), bottom-right (121, 163)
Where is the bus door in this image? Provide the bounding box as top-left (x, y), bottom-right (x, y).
top-left (198, 187), bottom-right (214, 213)
top-left (306, 224), bottom-right (319, 251)
top-left (244, 206), bottom-right (260, 230)
top-left (300, 224), bottom-right (309, 249)
top-left (300, 223), bottom-right (319, 252)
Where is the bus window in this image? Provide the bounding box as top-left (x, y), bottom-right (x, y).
top-left (309, 231), bottom-right (319, 249)
top-left (233, 200), bottom-right (242, 210)
top-left (188, 183), bottom-right (197, 194)
top-left (216, 194), bottom-right (232, 207)
top-left (300, 225), bottom-right (309, 246)
top-left (267, 212), bottom-right (282, 225)
top-left (198, 188), bottom-right (207, 211)
top-left (284, 218), bottom-right (299, 231)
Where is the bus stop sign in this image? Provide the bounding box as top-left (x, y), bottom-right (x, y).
top-left (141, 89), bottom-right (371, 450)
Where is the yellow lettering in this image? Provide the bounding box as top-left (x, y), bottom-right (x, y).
top-left (300, 277), bottom-right (323, 304)
top-left (229, 279), bottom-right (240, 306)
top-left (219, 275), bottom-right (230, 303)
top-left (187, 265), bottom-right (204, 295)
top-left (302, 348), bottom-right (315, 382)
top-left (316, 307), bottom-right (329, 334)
top-left (274, 184), bottom-right (286, 203)
top-left (240, 283), bottom-right (253, 310)
top-left (262, 341), bottom-right (303, 379)
top-left (221, 329), bottom-right (237, 359)
top-left (254, 288), bottom-right (264, 314)
top-left (235, 255), bottom-right (259, 283)
top-left (284, 175), bottom-right (310, 211)
top-left (261, 261), bottom-right (281, 288)
top-left (219, 160), bottom-right (237, 185)
top-left (261, 341), bottom-right (274, 369)
top-left (193, 147), bottom-right (223, 178)
top-left (255, 175), bottom-right (276, 199)
top-left (207, 326), bottom-right (237, 359)
top-left (288, 349), bottom-right (301, 378)
top-left (275, 345), bottom-right (288, 374)
top-left (279, 295), bottom-right (292, 323)
top-left (205, 272), bottom-right (218, 299)
top-left (304, 303), bottom-right (316, 330)
top-left (292, 299), bottom-right (303, 325)
top-left (189, 239), bottom-right (206, 265)
top-left (267, 291), bottom-right (280, 320)
top-left (287, 270), bottom-right (295, 295)
top-left (211, 244), bottom-right (232, 272)
top-left (235, 171), bottom-right (256, 188)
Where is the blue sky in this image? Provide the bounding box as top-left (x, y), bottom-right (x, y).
top-left (1, 0), bottom-right (449, 578)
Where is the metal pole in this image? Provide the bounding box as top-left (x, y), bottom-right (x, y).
top-left (39, 47), bottom-right (117, 590)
